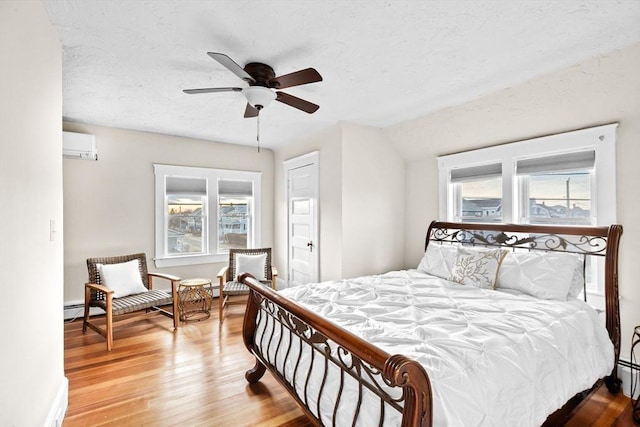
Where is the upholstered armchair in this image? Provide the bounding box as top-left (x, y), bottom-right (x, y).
top-left (83, 253), bottom-right (180, 351)
top-left (217, 248), bottom-right (277, 320)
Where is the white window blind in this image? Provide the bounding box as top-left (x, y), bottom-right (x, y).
top-left (218, 180), bottom-right (252, 195)
top-left (166, 177), bottom-right (207, 195)
top-left (516, 150), bottom-right (595, 175)
top-left (450, 163), bottom-right (502, 182)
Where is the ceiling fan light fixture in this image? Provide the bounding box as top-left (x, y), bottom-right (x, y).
top-left (242, 86), bottom-right (276, 109)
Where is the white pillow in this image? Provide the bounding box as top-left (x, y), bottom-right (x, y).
top-left (449, 246), bottom-right (507, 289)
top-left (496, 251), bottom-right (579, 300)
top-left (417, 244), bottom-right (458, 279)
top-left (97, 259), bottom-right (147, 298)
top-left (567, 255), bottom-right (586, 298)
top-left (234, 253), bottom-right (267, 281)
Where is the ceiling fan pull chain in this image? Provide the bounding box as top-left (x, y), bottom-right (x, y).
top-left (256, 113), bottom-right (260, 153)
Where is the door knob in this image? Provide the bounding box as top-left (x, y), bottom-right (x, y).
top-left (307, 241), bottom-right (313, 252)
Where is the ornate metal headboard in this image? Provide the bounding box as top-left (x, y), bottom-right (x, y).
top-left (425, 220), bottom-right (623, 392)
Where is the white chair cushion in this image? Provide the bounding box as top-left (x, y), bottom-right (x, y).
top-left (234, 253), bottom-right (267, 281)
top-left (97, 259), bottom-right (148, 298)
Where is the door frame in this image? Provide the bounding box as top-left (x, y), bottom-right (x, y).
top-left (284, 151), bottom-right (319, 287)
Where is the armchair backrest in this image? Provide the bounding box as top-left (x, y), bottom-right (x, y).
top-left (86, 253), bottom-right (150, 296)
top-left (228, 248), bottom-right (272, 281)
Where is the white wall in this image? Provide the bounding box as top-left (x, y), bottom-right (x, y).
top-left (62, 122), bottom-right (274, 304)
top-left (341, 123), bottom-right (405, 278)
top-left (385, 43), bottom-right (640, 358)
top-left (0, 1), bottom-right (67, 425)
top-left (274, 122), bottom-right (405, 283)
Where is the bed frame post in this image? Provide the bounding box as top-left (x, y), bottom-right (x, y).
top-left (241, 273), bottom-right (267, 383)
top-left (604, 224), bottom-right (623, 393)
top-left (385, 354), bottom-right (433, 427)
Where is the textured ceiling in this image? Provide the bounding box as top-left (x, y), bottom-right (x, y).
top-left (45, 0), bottom-right (640, 149)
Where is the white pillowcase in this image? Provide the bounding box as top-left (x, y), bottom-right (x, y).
top-left (234, 253), bottom-right (267, 281)
top-left (417, 244), bottom-right (458, 279)
top-left (496, 251), bottom-right (579, 300)
top-left (449, 246), bottom-right (507, 289)
top-left (567, 255), bottom-right (586, 298)
top-left (97, 259), bottom-right (148, 298)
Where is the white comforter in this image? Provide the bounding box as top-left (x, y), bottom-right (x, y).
top-left (276, 270), bottom-right (613, 427)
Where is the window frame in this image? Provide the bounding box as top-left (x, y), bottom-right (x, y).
top-left (154, 164), bottom-right (262, 268)
top-left (437, 123), bottom-right (617, 295)
top-left (438, 124), bottom-right (617, 224)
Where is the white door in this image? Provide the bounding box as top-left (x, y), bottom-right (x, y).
top-left (285, 152), bottom-right (319, 287)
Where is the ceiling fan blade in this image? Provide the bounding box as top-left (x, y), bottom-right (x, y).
top-left (270, 68), bottom-right (322, 89)
top-left (276, 91), bottom-right (319, 114)
top-left (207, 52), bottom-right (255, 83)
top-left (183, 87), bottom-right (242, 94)
top-left (244, 103), bottom-right (259, 118)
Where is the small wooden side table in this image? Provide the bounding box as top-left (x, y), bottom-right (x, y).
top-left (178, 278), bottom-right (214, 322)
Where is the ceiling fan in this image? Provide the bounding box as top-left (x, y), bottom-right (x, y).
top-left (183, 52), bottom-right (322, 118)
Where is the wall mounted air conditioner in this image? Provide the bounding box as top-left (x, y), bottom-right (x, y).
top-left (63, 131), bottom-right (97, 160)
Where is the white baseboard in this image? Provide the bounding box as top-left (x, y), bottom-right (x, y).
top-left (63, 300), bottom-right (104, 320)
top-left (44, 376), bottom-right (68, 427)
top-left (618, 360), bottom-right (637, 398)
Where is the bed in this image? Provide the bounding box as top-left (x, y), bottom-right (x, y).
top-left (239, 221), bottom-right (623, 426)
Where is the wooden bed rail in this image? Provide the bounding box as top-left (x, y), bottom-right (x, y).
top-left (426, 221), bottom-right (623, 392)
top-left (240, 273), bottom-right (433, 427)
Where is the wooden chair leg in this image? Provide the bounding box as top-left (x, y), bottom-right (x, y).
top-left (105, 295), bottom-right (113, 351)
top-left (171, 279), bottom-right (179, 329)
top-left (82, 286), bottom-right (91, 333)
top-left (219, 279), bottom-right (224, 321)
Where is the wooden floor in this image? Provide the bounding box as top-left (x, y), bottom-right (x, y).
top-left (64, 297), bottom-right (635, 426)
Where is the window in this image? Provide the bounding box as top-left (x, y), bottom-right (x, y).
top-left (154, 165), bottom-right (261, 267)
top-left (451, 163), bottom-right (503, 223)
top-left (438, 123), bottom-right (617, 294)
top-left (218, 180), bottom-right (253, 251)
top-left (166, 177), bottom-right (206, 255)
top-left (517, 151), bottom-right (595, 225)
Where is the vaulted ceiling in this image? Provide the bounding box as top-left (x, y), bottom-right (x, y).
top-left (45, 0), bottom-right (640, 149)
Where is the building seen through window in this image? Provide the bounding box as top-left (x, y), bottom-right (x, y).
top-left (167, 195), bottom-right (205, 255)
top-left (218, 196), bottom-right (250, 250)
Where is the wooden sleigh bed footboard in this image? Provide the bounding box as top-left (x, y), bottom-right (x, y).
top-left (240, 273), bottom-right (433, 426)
top-left (240, 221), bottom-right (623, 426)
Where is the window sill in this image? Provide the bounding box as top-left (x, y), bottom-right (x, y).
top-left (584, 290), bottom-right (605, 312)
top-left (154, 253), bottom-right (227, 268)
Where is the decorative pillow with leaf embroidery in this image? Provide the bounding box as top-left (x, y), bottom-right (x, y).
top-left (449, 246), bottom-right (507, 289)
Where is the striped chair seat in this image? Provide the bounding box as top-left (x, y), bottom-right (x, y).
top-left (223, 280), bottom-right (272, 296)
top-left (92, 289), bottom-right (173, 316)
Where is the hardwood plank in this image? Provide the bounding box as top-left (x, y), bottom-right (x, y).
top-left (63, 297), bottom-right (634, 426)
top-left (565, 384), bottom-right (635, 427)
